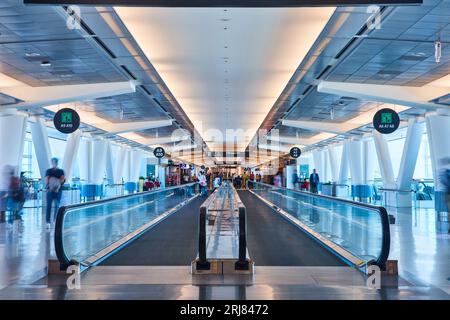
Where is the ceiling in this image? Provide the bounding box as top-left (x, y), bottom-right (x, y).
top-left (1, 0), bottom-right (450, 167)
top-left (115, 7), bottom-right (335, 152)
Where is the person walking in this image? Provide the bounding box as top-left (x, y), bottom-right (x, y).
top-left (273, 171), bottom-right (282, 188)
top-left (309, 169), bottom-right (320, 194)
top-left (45, 157), bottom-right (65, 230)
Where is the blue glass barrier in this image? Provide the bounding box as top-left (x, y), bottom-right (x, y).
top-left (55, 183), bottom-right (198, 269)
top-left (250, 182), bottom-right (390, 269)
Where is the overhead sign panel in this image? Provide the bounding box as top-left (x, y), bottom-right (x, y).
top-left (53, 108), bottom-right (80, 134)
top-left (24, 0), bottom-right (422, 6)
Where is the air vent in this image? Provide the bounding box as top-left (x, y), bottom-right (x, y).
top-left (152, 98), bottom-right (167, 112)
top-left (315, 65), bottom-right (332, 80)
top-left (400, 54), bottom-right (428, 62)
top-left (140, 85), bottom-right (152, 96)
top-left (302, 85), bottom-right (313, 96)
top-left (289, 98), bottom-right (301, 111)
top-left (121, 65), bottom-right (137, 80)
top-left (377, 70), bottom-right (402, 76)
top-left (335, 37), bottom-right (358, 59)
top-left (93, 37), bottom-right (117, 59)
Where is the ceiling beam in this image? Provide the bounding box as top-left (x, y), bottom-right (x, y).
top-left (317, 80), bottom-right (449, 110)
top-left (0, 81), bottom-right (136, 109)
top-left (96, 119), bottom-right (173, 135)
top-left (282, 119), bottom-right (349, 134)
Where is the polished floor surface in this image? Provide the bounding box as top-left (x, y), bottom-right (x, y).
top-left (0, 199), bottom-right (449, 299)
top-left (0, 266), bottom-right (448, 300)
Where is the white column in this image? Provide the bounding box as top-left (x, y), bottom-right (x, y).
top-left (347, 139), bottom-right (364, 185)
top-left (312, 149), bottom-right (324, 179)
top-left (426, 114), bottom-right (450, 212)
top-left (0, 111), bottom-right (27, 175)
top-left (328, 146), bottom-right (339, 183)
top-left (373, 131), bottom-right (397, 206)
top-left (78, 138), bottom-right (93, 184)
top-left (92, 139), bottom-right (108, 185)
top-left (363, 139), bottom-right (376, 185)
top-left (62, 130), bottom-right (81, 183)
top-left (395, 118), bottom-right (424, 207)
top-left (129, 149), bottom-right (143, 182)
top-left (29, 117), bottom-right (51, 179)
top-left (105, 143), bottom-right (114, 184)
top-left (123, 148), bottom-right (131, 183)
top-left (338, 142), bottom-right (349, 185)
top-left (114, 146), bottom-right (127, 184)
top-left (373, 131), bottom-right (396, 188)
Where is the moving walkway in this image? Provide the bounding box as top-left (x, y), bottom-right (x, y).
top-left (53, 180), bottom-right (390, 274)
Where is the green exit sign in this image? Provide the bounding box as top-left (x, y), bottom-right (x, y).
top-left (61, 112), bottom-right (73, 123)
top-left (381, 112), bottom-right (392, 124)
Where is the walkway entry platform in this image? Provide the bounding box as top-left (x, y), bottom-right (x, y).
top-left (192, 182), bottom-right (254, 274)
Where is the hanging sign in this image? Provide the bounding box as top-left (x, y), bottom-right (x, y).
top-left (153, 146), bottom-right (165, 158)
top-left (53, 108), bottom-right (80, 134)
top-left (373, 108), bottom-right (400, 134)
top-left (290, 146), bottom-right (301, 158)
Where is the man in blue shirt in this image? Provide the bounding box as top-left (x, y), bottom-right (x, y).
top-left (309, 169), bottom-right (320, 194)
top-left (45, 157), bottom-right (65, 230)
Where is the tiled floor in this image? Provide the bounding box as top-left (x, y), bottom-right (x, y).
top-left (0, 200), bottom-right (449, 299)
top-left (0, 266), bottom-right (448, 300)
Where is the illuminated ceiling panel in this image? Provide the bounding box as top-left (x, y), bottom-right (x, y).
top-left (115, 7), bottom-right (335, 152)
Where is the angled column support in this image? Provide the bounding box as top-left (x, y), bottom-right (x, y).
top-left (114, 146), bottom-right (127, 185)
top-left (29, 117), bottom-right (52, 179)
top-left (347, 139), bottom-right (372, 200)
top-left (363, 139), bottom-right (376, 185)
top-left (4, 112), bottom-right (28, 177)
top-left (373, 131), bottom-right (398, 207)
top-left (396, 119), bottom-right (425, 207)
top-left (327, 146), bottom-right (339, 183)
top-left (338, 142), bottom-right (349, 185)
top-left (105, 143), bottom-right (114, 185)
top-left (62, 130), bottom-right (82, 183)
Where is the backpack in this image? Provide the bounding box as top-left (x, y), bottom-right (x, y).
top-left (48, 176), bottom-right (61, 193)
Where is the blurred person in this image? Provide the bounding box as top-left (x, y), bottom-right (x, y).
top-left (198, 171), bottom-right (208, 196)
top-left (291, 169), bottom-right (299, 190)
top-left (439, 157), bottom-right (450, 215)
top-left (45, 157), bottom-right (65, 230)
top-left (273, 171), bottom-right (282, 188)
top-left (0, 166), bottom-right (24, 224)
top-left (310, 169), bottom-right (320, 194)
top-left (241, 171), bottom-right (249, 189)
top-left (0, 165), bottom-right (10, 222)
top-left (213, 176), bottom-right (221, 190)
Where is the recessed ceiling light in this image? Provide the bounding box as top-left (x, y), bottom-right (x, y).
top-left (26, 52), bottom-right (41, 57)
top-left (40, 61), bottom-right (51, 67)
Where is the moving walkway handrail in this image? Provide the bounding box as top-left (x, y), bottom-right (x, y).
top-left (197, 183), bottom-right (249, 270)
top-left (250, 181), bottom-right (390, 270)
top-left (55, 182), bottom-right (198, 269)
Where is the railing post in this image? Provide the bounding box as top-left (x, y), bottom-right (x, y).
top-left (235, 205), bottom-right (249, 270)
top-left (197, 206), bottom-right (210, 270)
